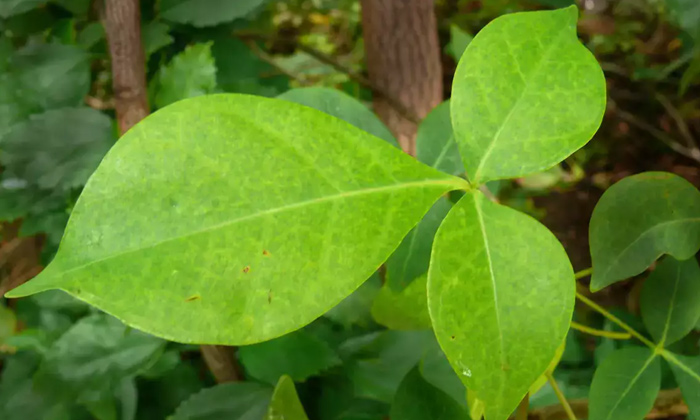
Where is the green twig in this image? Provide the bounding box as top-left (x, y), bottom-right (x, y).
top-left (574, 291), bottom-right (656, 349)
top-left (574, 267), bottom-right (592, 280)
top-left (570, 321), bottom-right (632, 340)
top-left (545, 371), bottom-right (577, 420)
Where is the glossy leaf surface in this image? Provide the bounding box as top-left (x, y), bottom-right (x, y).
top-left (6, 94), bottom-right (466, 345)
top-left (589, 172), bottom-right (700, 290)
top-left (450, 6), bottom-right (605, 183)
top-left (588, 347), bottom-right (660, 420)
top-left (390, 366), bottom-right (467, 420)
top-left (640, 257), bottom-right (700, 346)
top-left (415, 101), bottom-right (464, 176)
top-left (266, 376), bottom-right (309, 420)
top-left (428, 190), bottom-right (574, 420)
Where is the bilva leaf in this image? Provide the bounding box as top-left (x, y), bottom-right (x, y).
top-left (450, 6), bottom-right (605, 183)
top-left (640, 256), bottom-right (700, 346)
top-left (588, 347), bottom-right (660, 420)
top-left (589, 172), bottom-right (700, 291)
top-left (428, 190), bottom-right (574, 420)
top-left (664, 351), bottom-right (700, 419)
top-left (6, 94), bottom-right (467, 345)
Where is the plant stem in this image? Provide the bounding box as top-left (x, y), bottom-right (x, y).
top-left (545, 371), bottom-right (577, 420)
top-left (574, 267), bottom-right (592, 279)
top-left (574, 291), bottom-right (656, 349)
top-left (515, 393), bottom-right (529, 420)
top-left (570, 321), bottom-right (631, 340)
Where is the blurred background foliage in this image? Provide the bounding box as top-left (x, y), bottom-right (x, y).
top-left (0, 0), bottom-right (699, 419)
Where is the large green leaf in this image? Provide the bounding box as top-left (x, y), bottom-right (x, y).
top-left (6, 94), bottom-right (466, 345)
top-left (390, 366), bottom-right (467, 420)
top-left (0, 107), bottom-right (115, 191)
top-left (589, 172), bottom-right (700, 291)
top-left (428, 190), bottom-right (574, 420)
top-left (278, 87), bottom-right (396, 147)
top-left (34, 313), bottom-right (165, 398)
top-left (588, 347), bottom-right (660, 420)
top-left (450, 6), bottom-right (605, 183)
top-left (170, 382), bottom-right (272, 420)
top-left (415, 101), bottom-right (463, 176)
top-left (386, 198), bottom-right (451, 291)
top-left (266, 376), bottom-right (309, 420)
top-left (371, 274), bottom-right (431, 330)
top-left (151, 43), bottom-right (217, 109)
top-left (239, 329), bottom-right (341, 385)
top-left (160, 0), bottom-right (265, 27)
top-left (640, 257), bottom-right (700, 346)
top-left (664, 351), bottom-right (700, 419)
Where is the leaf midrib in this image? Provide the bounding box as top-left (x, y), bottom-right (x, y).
top-left (472, 25), bottom-right (569, 183)
top-left (54, 179), bottom-right (464, 278)
top-left (659, 263), bottom-right (683, 345)
top-left (604, 352), bottom-right (657, 420)
top-left (473, 193), bottom-right (506, 403)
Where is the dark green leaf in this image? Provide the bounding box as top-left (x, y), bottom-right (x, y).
top-left (589, 172), bottom-right (700, 291)
top-left (266, 375), bottom-right (309, 420)
top-left (391, 366), bottom-right (467, 420)
top-left (151, 43), bottom-right (217, 109)
top-left (0, 108), bottom-right (115, 190)
top-left (386, 198), bottom-right (451, 291)
top-left (588, 347), bottom-right (660, 420)
top-left (142, 21), bottom-right (173, 57)
top-left (0, 303), bottom-right (16, 344)
top-left (34, 314), bottom-right (165, 398)
top-left (666, 0), bottom-right (700, 41)
top-left (5, 95), bottom-right (466, 345)
top-left (77, 22), bottom-right (106, 49)
top-left (641, 257), bottom-right (700, 346)
top-left (213, 38), bottom-right (287, 97)
top-left (239, 329), bottom-right (341, 385)
top-left (446, 25), bottom-right (472, 60)
top-left (0, 0), bottom-right (45, 18)
top-left (170, 382), bottom-right (272, 420)
top-left (278, 87), bottom-right (397, 147)
top-left (419, 343), bottom-right (467, 408)
top-left (325, 272), bottom-right (381, 329)
top-left (428, 190), bottom-right (574, 420)
top-left (415, 101), bottom-right (463, 176)
top-left (664, 351), bottom-right (700, 419)
top-left (371, 275), bottom-right (431, 330)
top-left (340, 330), bottom-right (437, 403)
top-left (160, 0), bottom-right (265, 27)
top-left (450, 6), bottom-right (605, 183)
top-left (52, 0), bottom-right (90, 15)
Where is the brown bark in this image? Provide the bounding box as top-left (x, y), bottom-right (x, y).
top-left (102, 0), bottom-right (240, 383)
top-left (200, 345), bottom-right (242, 383)
top-left (361, 0), bottom-right (443, 155)
top-left (103, 0), bottom-right (149, 135)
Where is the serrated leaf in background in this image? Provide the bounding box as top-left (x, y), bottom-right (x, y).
top-left (160, 0), bottom-right (266, 28)
top-left (170, 382), bottom-right (272, 420)
top-left (589, 172), bottom-right (700, 291)
top-left (151, 43), bottom-right (217, 109)
top-left (0, 107), bottom-right (115, 191)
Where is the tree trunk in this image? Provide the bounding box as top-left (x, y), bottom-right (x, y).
top-left (103, 0), bottom-right (149, 134)
top-left (361, 0), bottom-right (443, 155)
top-left (102, 0), bottom-right (240, 383)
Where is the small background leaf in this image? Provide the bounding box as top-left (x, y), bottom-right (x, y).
top-left (266, 375), bottom-right (309, 420)
top-left (640, 256), bottom-right (700, 346)
top-left (371, 274), bottom-right (431, 330)
top-left (589, 172), bottom-right (700, 290)
top-left (160, 0), bottom-right (266, 27)
top-left (151, 43), bottom-right (217, 109)
top-left (390, 366), bottom-right (467, 420)
top-left (666, 352), bottom-right (700, 419)
top-left (588, 347), bottom-right (660, 420)
top-left (170, 382), bottom-right (272, 420)
top-left (415, 101), bottom-right (463, 176)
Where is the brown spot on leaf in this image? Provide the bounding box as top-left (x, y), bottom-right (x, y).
top-left (243, 266), bottom-right (250, 274)
top-left (268, 290), bottom-right (273, 303)
top-left (262, 250), bottom-right (270, 256)
top-left (185, 294), bottom-right (200, 302)
top-left (450, 335), bottom-right (456, 340)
